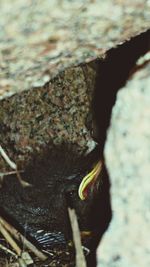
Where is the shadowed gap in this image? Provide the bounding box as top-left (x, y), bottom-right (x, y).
top-left (93, 30), bottom-right (150, 151)
top-left (87, 29), bottom-right (150, 267)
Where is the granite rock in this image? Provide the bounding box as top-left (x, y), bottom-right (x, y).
top-left (0, 0), bottom-right (149, 99)
top-left (0, 0), bottom-right (149, 171)
top-left (0, 64), bottom-right (96, 171)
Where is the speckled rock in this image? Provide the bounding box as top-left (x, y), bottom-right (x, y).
top-left (0, 0), bottom-right (149, 99)
top-left (0, 64), bottom-right (96, 171)
top-left (0, 0), bottom-right (149, 171)
top-left (97, 53), bottom-right (150, 267)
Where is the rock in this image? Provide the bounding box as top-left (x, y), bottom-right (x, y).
top-left (0, 0), bottom-right (149, 100)
top-left (0, 0), bottom-right (149, 170)
top-left (0, 2), bottom-right (150, 265)
top-left (97, 53), bottom-right (150, 267)
top-left (0, 64), bottom-right (96, 171)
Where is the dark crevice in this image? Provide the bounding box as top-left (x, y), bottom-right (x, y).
top-left (86, 165), bottom-right (111, 267)
top-left (92, 30), bottom-right (150, 152)
top-left (62, 31), bottom-right (150, 267)
top-left (87, 29), bottom-right (150, 267)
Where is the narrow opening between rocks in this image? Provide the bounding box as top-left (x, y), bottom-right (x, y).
top-left (90, 29), bottom-right (150, 266)
top-left (93, 29), bottom-right (150, 152)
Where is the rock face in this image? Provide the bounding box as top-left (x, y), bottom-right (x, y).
top-left (0, 1), bottom-right (150, 266)
top-left (0, 64), bottom-right (96, 171)
top-left (0, 0), bottom-right (149, 99)
top-left (0, 0), bottom-right (149, 171)
top-left (97, 53), bottom-right (150, 267)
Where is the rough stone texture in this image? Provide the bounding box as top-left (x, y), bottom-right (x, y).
top-left (0, 0), bottom-right (149, 99)
top-left (97, 53), bottom-right (150, 267)
top-left (0, 64), bottom-right (96, 171)
top-left (0, 0), bottom-right (149, 170)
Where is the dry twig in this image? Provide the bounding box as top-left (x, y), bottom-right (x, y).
top-left (0, 145), bottom-right (16, 170)
top-left (0, 145), bottom-right (31, 187)
top-left (0, 222), bottom-right (21, 256)
top-left (0, 243), bottom-right (17, 257)
top-left (0, 216), bottom-right (47, 261)
top-left (68, 208), bottom-right (87, 267)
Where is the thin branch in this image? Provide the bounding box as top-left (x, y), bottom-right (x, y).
top-left (16, 170), bottom-right (31, 188)
top-left (0, 145), bottom-right (16, 170)
top-left (0, 221), bottom-right (21, 256)
top-left (68, 208), bottom-right (87, 267)
top-left (0, 171), bottom-right (24, 177)
top-left (0, 217), bottom-right (47, 261)
top-left (0, 145), bottom-right (31, 187)
top-left (0, 243), bottom-right (17, 257)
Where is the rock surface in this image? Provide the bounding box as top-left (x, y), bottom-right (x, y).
top-left (0, 64), bottom-right (96, 171)
top-left (97, 53), bottom-right (150, 267)
top-left (0, 1), bottom-right (150, 265)
top-left (0, 0), bottom-right (149, 171)
top-left (0, 0), bottom-right (149, 99)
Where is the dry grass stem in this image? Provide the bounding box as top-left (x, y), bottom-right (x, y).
top-left (68, 208), bottom-right (87, 267)
top-left (0, 217), bottom-right (47, 261)
top-left (0, 171), bottom-right (24, 177)
top-left (0, 222), bottom-right (21, 256)
top-left (15, 171), bottom-right (31, 188)
top-left (0, 243), bottom-right (17, 257)
top-left (0, 145), bottom-right (16, 170)
top-left (0, 145), bottom-right (31, 187)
